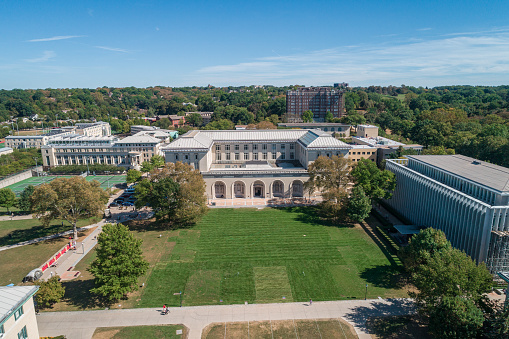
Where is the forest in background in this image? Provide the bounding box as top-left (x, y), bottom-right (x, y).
top-left (0, 84), bottom-right (508, 167)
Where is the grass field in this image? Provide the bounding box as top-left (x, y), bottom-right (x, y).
top-left (137, 208), bottom-right (406, 307)
top-left (203, 319), bottom-right (357, 339)
top-left (5, 174), bottom-right (126, 195)
top-left (50, 207), bottom-right (406, 311)
top-left (0, 216), bottom-right (100, 246)
top-left (93, 324), bottom-right (187, 339)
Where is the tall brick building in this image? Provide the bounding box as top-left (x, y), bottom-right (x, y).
top-left (285, 86), bottom-right (346, 123)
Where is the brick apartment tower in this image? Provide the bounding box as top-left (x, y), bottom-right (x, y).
top-left (285, 85), bottom-right (347, 123)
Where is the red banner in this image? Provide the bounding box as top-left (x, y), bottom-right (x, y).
top-left (40, 243), bottom-right (72, 272)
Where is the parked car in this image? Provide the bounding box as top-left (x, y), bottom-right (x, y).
top-left (122, 202), bottom-right (134, 206)
top-left (109, 202), bottom-right (119, 207)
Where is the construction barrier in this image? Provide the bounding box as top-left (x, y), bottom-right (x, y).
top-left (40, 242), bottom-right (72, 272)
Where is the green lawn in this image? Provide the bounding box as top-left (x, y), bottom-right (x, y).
top-left (92, 324), bottom-right (187, 339)
top-left (0, 217), bottom-right (100, 246)
top-left (137, 207), bottom-right (406, 307)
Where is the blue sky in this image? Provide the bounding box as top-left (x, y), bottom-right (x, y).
top-left (1, 0), bottom-right (509, 89)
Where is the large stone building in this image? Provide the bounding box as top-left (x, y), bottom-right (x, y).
top-left (162, 129), bottom-right (351, 200)
top-left (5, 121), bottom-right (111, 149)
top-left (385, 155), bottom-right (509, 273)
top-left (0, 285), bottom-right (40, 339)
top-left (42, 132), bottom-right (166, 170)
top-left (286, 87), bottom-right (346, 123)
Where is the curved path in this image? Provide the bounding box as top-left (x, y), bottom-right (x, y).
top-left (37, 298), bottom-right (415, 339)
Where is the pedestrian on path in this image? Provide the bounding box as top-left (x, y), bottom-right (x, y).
top-left (309, 299), bottom-right (312, 305)
top-left (162, 305), bottom-right (166, 315)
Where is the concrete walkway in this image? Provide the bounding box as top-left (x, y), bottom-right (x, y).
top-left (37, 298), bottom-right (415, 339)
top-left (0, 214), bottom-right (33, 221)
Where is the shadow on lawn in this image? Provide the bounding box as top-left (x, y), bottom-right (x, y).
top-left (277, 206), bottom-right (354, 228)
top-left (0, 224), bottom-right (72, 247)
top-left (61, 278), bottom-right (100, 309)
top-left (344, 298), bottom-right (416, 336)
top-left (360, 265), bottom-right (407, 290)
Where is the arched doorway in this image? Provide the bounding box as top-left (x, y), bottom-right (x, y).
top-left (233, 181), bottom-right (246, 198)
top-left (214, 181), bottom-right (226, 198)
top-left (292, 180), bottom-right (304, 197)
top-left (253, 180), bottom-right (265, 198)
top-left (272, 180), bottom-right (284, 197)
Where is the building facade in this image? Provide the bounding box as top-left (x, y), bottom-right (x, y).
top-left (385, 155), bottom-right (509, 273)
top-left (278, 123), bottom-right (351, 137)
top-left (286, 87), bottom-right (345, 123)
top-left (0, 286), bottom-right (39, 339)
top-left (42, 133), bottom-right (165, 170)
top-left (162, 129), bottom-right (351, 200)
top-left (352, 136), bottom-right (423, 164)
top-left (356, 124), bottom-right (379, 138)
top-left (5, 122), bottom-right (111, 149)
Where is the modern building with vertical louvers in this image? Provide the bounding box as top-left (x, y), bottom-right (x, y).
top-left (385, 155), bottom-right (509, 273)
top-left (286, 86), bottom-right (346, 123)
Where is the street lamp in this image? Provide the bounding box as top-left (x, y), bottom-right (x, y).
top-left (365, 284), bottom-right (368, 300)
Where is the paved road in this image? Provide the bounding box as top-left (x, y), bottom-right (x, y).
top-left (37, 298), bottom-right (415, 339)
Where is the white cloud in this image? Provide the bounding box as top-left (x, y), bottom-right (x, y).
top-left (417, 27), bottom-right (432, 31)
top-left (28, 35), bottom-right (85, 42)
top-left (95, 46), bottom-right (129, 53)
top-left (25, 51), bottom-right (56, 63)
top-left (194, 31), bottom-right (509, 86)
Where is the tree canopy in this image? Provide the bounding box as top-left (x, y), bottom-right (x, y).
top-left (35, 275), bottom-right (65, 309)
top-left (135, 162), bottom-right (207, 226)
top-left (31, 176), bottom-right (109, 240)
top-left (350, 158), bottom-right (396, 201)
top-left (89, 223), bottom-right (148, 303)
top-left (0, 188), bottom-right (17, 213)
top-left (17, 185), bottom-right (35, 212)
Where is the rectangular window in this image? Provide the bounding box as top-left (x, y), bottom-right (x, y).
top-left (244, 153), bottom-right (249, 160)
top-left (234, 145), bottom-right (239, 151)
top-left (226, 153), bottom-right (231, 160)
top-left (235, 153), bottom-right (240, 160)
top-left (216, 153), bottom-right (221, 161)
top-left (253, 153), bottom-right (258, 160)
top-left (290, 144), bottom-right (294, 150)
top-left (262, 152), bottom-right (267, 160)
top-left (290, 152), bottom-right (294, 159)
top-left (14, 306), bottom-right (23, 320)
top-left (17, 326), bottom-right (28, 339)
top-left (262, 144), bottom-right (267, 150)
top-left (281, 153), bottom-right (286, 160)
top-left (272, 144), bottom-right (276, 151)
top-left (253, 144), bottom-right (258, 150)
top-left (215, 145), bottom-right (220, 151)
top-left (185, 154), bottom-right (189, 160)
top-left (225, 145), bottom-right (230, 151)
top-left (243, 144), bottom-right (248, 151)
top-left (281, 144), bottom-right (285, 149)
top-left (195, 154), bottom-right (198, 160)
top-left (271, 153), bottom-right (276, 160)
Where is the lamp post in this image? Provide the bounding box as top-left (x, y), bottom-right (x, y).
top-left (365, 284), bottom-right (368, 300)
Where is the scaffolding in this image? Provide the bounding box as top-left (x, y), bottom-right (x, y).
top-left (487, 231), bottom-right (509, 273)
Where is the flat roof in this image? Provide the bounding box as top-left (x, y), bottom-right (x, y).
top-left (394, 225), bottom-right (421, 235)
top-left (278, 123), bottom-right (351, 127)
top-left (352, 136), bottom-right (405, 147)
top-left (407, 155), bottom-right (509, 192)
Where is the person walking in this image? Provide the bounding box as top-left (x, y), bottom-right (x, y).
top-left (309, 299), bottom-right (312, 305)
top-left (162, 305), bottom-right (166, 315)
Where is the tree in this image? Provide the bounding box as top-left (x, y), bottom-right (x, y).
top-left (204, 119), bottom-right (234, 130)
top-left (89, 223), bottom-right (148, 303)
top-left (256, 120), bottom-right (276, 129)
top-left (399, 228), bottom-right (451, 272)
top-left (0, 188), bottom-right (17, 213)
top-left (31, 177), bottom-right (109, 240)
top-left (35, 275), bottom-right (65, 309)
top-left (428, 296), bottom-right (484, 339)
top-left (126, 169), bottom-right (142, 184)
top-left (186, 113), bottom-right (203, 127)
top-left (135, 162), bottom-right (207, 226)
top-left (422, 146), bottom-right (455, 155)
top-left (325, 111), bottom-right (334, 122)
top-left (17, 185), bottom-right (35, 212)
top-left (302, 110), bottom-right (313, 123)
top-left (305, 155), bottom-right (351, 220)
top-left (350, 158), bottom-right (396, 201)
top-left (346, 186), bottom-right (372, 223)
top-left (140, 155), bottom-right (165, 173)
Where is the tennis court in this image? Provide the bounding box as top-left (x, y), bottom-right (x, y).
top-left (5, 174), bottom-right (126, 195)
